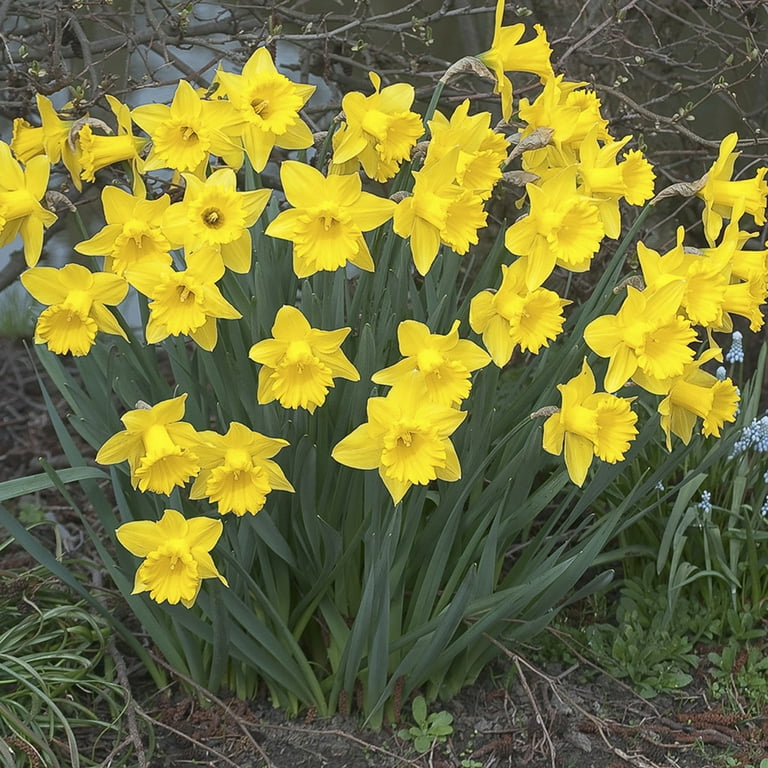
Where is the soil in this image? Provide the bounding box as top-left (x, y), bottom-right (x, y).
top-left (2, 335), bottom-right (767, 768)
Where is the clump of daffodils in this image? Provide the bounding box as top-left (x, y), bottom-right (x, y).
top-left (9, 3), bottom-right (766, 610)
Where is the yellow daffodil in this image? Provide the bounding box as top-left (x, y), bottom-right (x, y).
top-left (161, 167), bottom-right (271, 275)
top-left (576, 126), bottom-right (655, 237)
top-left (584, 282), bottom-right (698, 392)
top-left (330, 71), bottom-right (424, 182)
top-left (469, 258), bottom-right (570, 366)
top-left (265, 160), bottom-right (395, 277)
top-left (638, 227), bottom-right (729, 328)
top-left (633, 347), bottom-right (739, 449)
top-left (476, 0), bottom-right (554, 122)
top-left (248, 305), bottom-right (359, 413)
top-left (116, 508), bottom-right (227, 608)
top-left (0, 141), bottom-right (58, 266)
top-left (128, 262), bottom-right (242, 351)
top-left (332, 378), bottom-right (466, 504)
top-left (393, 148), bottom-right (487, 275)
top-left (721, 273), bottom-right (767, 332)
top-left (698, 133), bottom-right (768, 245)
top-left (505, 168), bottom-right (604, 289)
top-left (11, 94), bottom-right (85, 189)
top-left (75, 185), bottom-right (173, 277)
top-left (21, 263), bottom-right (128, 356)
top-left (518, 76), bottom-right (611, 175)
top-left (424, 99), bottom-right (509, 199)
top-left (542, 359), bottom-right (638, 486)
top-left (372, 320), bottom-right (490, 407)
top-left (190, 422), bottom-right (294, 516)
top-left (213, 47), bottom-right (315, 172)
top-left (78, 95), bottom-right (147, 183)
top-left (132, 80), bottom-right (243, 175)
top-left (96, 394), bottom-right (201, 495)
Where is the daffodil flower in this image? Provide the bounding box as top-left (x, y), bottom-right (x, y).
top-left (632, 347), bottom-right (739, 449)
top-left (469, 258), bottom-right (570, 366)
top-left (213, 47), bottom-right (315, 172)
top-left (132, 79), bottom-right (243, 175)
top-left (476, 0), bottom-right (554, 122)
top-left (504, 168), bottom-right (604, 289)
top-left (248, 305), bottom-right (359, 413)
top-left (128, 262), bottom-right (242, 351)
top-left (161, 167), bottom-right (271, 275)
top-left (0, 141), bottom-right (57, 266)
top-left (424, 99), bottom-right (509, 199)
top-left (584, 282), bottom-right (697, 392)
top-left (116, 508), bottom-right (227, 608)
top-left (330, 71), bottom-right (424, 182)
top-left (78, 95), bottom-right (147, 183)
top-left (697, 132), bottom-right (768, 245)
top-left (75, 185), bottom-right (173, 277)
top-left (190, 422), bottom-right (294, 516)
top-left (21, 263), bottom-right (128, 356)
top-left (393, 148), bottom-right (487, 275)
top-left (372, 319), bottom-right (490, 407)
top-left (542, 359), bottom-right (638, 486)
top-left (265, 160), bottom-right (395, 277)
top-left (332, 378), bottom-right (466, 504)
top-left (96, 394), bottom-right (201, 495)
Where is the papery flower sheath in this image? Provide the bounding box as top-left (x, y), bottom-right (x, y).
top-left (248, 305), bottom-right (359, 413)
top-left (265, 160), bottom-right (395, 277)
top-left (190, 422), bottom-right (294, 515)
top-left (542, 359), bottom-right (638, 486)
top-left (116, 508), bottom-right (227, 608)
top-left (21, 263), bottom-right (128, 356)
top-left (372, 319), bottom-right (490, 407)
top-left (96, 394), bottom-right (201, 495)
top-left (332, 378), bottom-right (466, 504)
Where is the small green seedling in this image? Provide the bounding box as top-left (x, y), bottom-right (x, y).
top-left (397, 695), bottom-right (453, 753)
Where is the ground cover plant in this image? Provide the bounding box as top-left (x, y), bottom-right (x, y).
top-left (0, 2), bottom-right (767, 764)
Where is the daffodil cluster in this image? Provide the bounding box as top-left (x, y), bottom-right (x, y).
top-left (8, 5), bottom-right (766, 614)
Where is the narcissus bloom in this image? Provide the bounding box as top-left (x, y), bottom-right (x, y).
top-left (424, 99), bottom-right (508, 199)
top-left (78, 96), bottom-right (147, 183)
top-left (75, 185), bottom-right (173, 277)
top-left (249, 305), bottom-right (359, 413)
top-left (584, 282), bottom-right (698, 392)
top-left (190, 422), bottom-right (294, 515)
top-left (697, 132), bottom-right (768, 245)
top-left (21, 263), bottom-right (128, 356)
top-left (132, 79), bottom-right (242, 175)
top-left (213, 47), bottom-right (315, 172)
top-left (633, 348), bottom-right (739, 449)
top-left (96, 394), bottom-right (201, 495)
top-left (372, 320), bottom-right (490, 407)
top-left (11, 94), bottom-right (84, 189)
top-left (469, 258), bottom-right (570, 366)
top-left (576, 127), bottom-right (655, 238)
top-left (265, 161), bottom-right (395, 277)
top-left (0, 142), bottom-right (57, 266)
top-left (542, 359), bottom-right (638, 486)
top-left (505, 169), bottom-right (604, 289)
top-left (331, 71), bottom-right (423, 182)
top-left (128, 262), bottom-right (242, 351)
top-left (476, 0), bottom-right (554, 122)
top-left (116, 508), bottom-right (227, 608)
top-left (161, 167), bottom-right (271, 275)
top-left (332, 378), bottom-right (467, 504)
top-left (393, 148), bottom-right (487, 275)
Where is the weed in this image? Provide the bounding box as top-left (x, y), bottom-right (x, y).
top-left (397, 695), bottom-right (453, 754)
